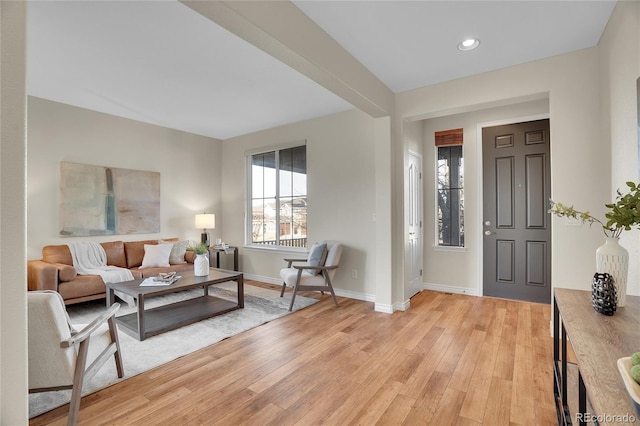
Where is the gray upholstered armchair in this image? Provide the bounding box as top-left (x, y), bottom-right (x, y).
top-left (28, 290), bottom-right (124, 425)
top-left (280, 242), bottom-right (343, 311)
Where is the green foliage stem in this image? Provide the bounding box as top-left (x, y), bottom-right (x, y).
top-left (549, 181), bottom-right (640, 239)
top-left (192, 242), bottom-right (209, 255)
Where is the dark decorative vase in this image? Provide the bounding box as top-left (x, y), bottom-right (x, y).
top-left (591, 272), bottom-right (617, 316)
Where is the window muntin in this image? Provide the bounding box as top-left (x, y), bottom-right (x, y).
top-left (249, 145), bottom-right (307, 249)
top-left (437, 144), bottom-right (464, 247)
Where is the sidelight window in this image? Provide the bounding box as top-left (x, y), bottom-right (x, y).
top-left (436, 129), bottom-right (464, 247)
top-left (248, 144), bottom-right (307, 249)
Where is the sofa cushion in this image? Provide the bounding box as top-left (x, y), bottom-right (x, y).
top-left (57, 275), bottom-right (106, 301)
top-left (124, 240), bottom-right (158, 268)
top-left (42, 242), bottom-right (127, 268)
top-left (123, 238), bottom-right (180, 268)
top-left (140, 244), bottom-right (172, 269)
top-left (102, 241), bottom-right (126, 268)
top-left (161, 237), bottom-right (179, 243)
top-left (42, 245), bottom-right (73, 266)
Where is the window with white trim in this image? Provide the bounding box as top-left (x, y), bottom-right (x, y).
top-left (248, 145), bottom-right (307, 249)
top-left (436, 129), bottom-right (464, 247)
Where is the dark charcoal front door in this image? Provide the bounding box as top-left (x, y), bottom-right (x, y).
top-left (482, 119), bottom-right (551, 304)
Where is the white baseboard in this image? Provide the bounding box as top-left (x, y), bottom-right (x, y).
top-left (243, 273), bottom-right (377, 304)
top-left (334, 288), bottom-right (376, 303)
top-left (237, 275), bottom-right (478, 313)
top-left (423, 282), bottom-right (479, 297)
top-left (395, 299), bottom-right (410, 312)
top-left (374, 303), bottom-right (394, 313)
top-left (376, 299), bottom-right (409, 313)
top-left (244, 273), bottom-right (281, 285)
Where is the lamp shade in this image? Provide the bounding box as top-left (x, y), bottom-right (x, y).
top-left (195, 213), bottom-right (215, 230)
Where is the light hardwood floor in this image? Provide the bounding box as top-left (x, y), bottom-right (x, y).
top-left (31, 281), bottom-right (557, 425)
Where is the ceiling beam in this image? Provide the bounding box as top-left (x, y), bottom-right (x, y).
top-left (181, 0), bottom-right (394, 118)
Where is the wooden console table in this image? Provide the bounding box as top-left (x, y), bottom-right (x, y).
top-left (554, 288), bottom-right (640, 425)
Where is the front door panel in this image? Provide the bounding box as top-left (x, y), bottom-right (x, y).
top-left (483, 119), bottom-right (551, 303)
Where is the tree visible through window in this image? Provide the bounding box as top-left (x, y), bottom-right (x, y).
top-left (435, 129), bottom-right (464, 247)
top-left (249, 145), bottom-right (307, 248)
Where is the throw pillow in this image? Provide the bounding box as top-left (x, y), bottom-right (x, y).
top-left (159, 239), bottom-right (188, 265)
top-left (307, 242), bottom-right (328, 276)
top-left (139, 243), bottom-right (172, 269)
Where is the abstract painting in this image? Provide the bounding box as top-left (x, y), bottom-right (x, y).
top-left (59, 162), bottom-right (160, 236)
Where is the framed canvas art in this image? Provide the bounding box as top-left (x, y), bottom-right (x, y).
top-left (59, 162), bottom-right (160, 236)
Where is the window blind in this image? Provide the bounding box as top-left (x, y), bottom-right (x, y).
top-left (435, 128), bottom-right (463, 146)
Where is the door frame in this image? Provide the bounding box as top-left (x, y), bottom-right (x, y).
top-left (476, 113), bottom-right (550, 297)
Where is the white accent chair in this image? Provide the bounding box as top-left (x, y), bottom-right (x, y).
top-left (280, 243), bottom-right (343, 311)
top-left (28, 290), bottom-right (124, 425)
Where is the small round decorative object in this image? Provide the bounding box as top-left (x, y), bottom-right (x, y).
top-left (592, 272), bottom-right (617, 316)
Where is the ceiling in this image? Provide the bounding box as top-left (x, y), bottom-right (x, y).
top-left (27, 1), bottom-right (616, 140)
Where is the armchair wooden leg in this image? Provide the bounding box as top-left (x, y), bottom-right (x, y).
top-left (108, 316), bottom-right (124, 378)
top-left (288, 269), bottom-right (304, 311)
top-left (68, 387), bottom-right (82, 426)
top-left (68, 339), bottom-right (90, 426)
top-left (288, 285), bottom-right (299, 312)
top-left (324, 273), bottom-right (339, 307)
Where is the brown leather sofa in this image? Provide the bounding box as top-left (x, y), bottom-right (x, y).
top-left (27, 238), bottom-right (196, 305)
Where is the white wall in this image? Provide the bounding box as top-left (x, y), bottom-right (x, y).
top-left (1, 2), bottom-right (28, 423)
top-left (27, 97), bottom-right (223, 259)
top-left (420, 99), bottom-right (549, 294)
top-left (221, 108), bottom-right (378, 300)
top-left (398, 47), bottom-right (608, 294)
top-left (403, 120), bottom-right (423, 155)
top-left (599, 1), bottom-right (640, 297)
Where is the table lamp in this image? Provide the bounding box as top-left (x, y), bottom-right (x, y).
top-left (195, 213), bottom-right (215, 247)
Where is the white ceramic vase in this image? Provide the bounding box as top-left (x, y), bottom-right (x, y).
top-left (596, 237), bottom-right (629, 306)
top-left (194, 253), bottom-right (209, 276)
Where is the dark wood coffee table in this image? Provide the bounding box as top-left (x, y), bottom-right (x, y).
top-left (106, 268), bottom-right (243, 341)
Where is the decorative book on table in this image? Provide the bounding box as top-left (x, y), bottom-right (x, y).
top-left (140, 273), bottom-right (181, 286)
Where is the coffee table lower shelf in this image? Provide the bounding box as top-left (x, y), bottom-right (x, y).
top-left (116, 295), bottom-right (239, 340)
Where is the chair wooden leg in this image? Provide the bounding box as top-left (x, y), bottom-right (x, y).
top-left (288, 284), bottom-right (299, 311)
top-left (108, 316), bottom-right (124, 378)
top-left (288, 269), bottom-right (304, 311)
top-left (68, 339), bottom-right (90, 426)
top-left (68, 385), bottom-right (82, 426)
top-left (324, 273), bottom-right (339, 307)
top-left (280, 282), bottom-right (287, 297)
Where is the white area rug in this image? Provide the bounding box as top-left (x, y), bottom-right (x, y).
top-left (29, 282), bottom-right (317, 418)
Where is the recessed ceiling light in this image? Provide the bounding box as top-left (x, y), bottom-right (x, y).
top-left (458, 38), bottom-right (480, 51)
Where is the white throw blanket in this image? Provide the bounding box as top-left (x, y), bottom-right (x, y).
top-left (67, 242), bottom-right (135, 306)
